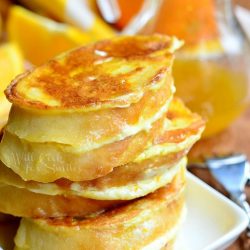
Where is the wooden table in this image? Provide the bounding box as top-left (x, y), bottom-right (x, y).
top-left (189, 106), bottom-right (250, 250)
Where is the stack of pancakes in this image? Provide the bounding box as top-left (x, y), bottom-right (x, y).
top-left (0, 35), bottom-right (205, 250)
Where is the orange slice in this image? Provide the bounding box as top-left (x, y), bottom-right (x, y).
top-left (7, 6), bottom-right (93, 65)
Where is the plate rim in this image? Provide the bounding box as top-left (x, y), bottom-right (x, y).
top-left (184, 172), bottom-right (249, 250)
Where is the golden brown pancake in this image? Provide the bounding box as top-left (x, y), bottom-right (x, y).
top-left (0, 155), bottom-right (186, 200)
top-left (0, 164), bottom-right (185, 219)
top-left (0, 98), bottom-right (204, 183)
top-left (6, 35), bottom-right (181, 111)
top-left (135, 98), bottom-right (205, 162)
top-left (14, 170), bottom-right (185, 250)
top-left (0, 115), bottom-right (164, 182)
top-left (0, 183), bottom-right (125, 218)
top-left (6, 75), bottom-right (173, 151)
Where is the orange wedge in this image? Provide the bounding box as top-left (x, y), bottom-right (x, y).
top-left (0, 43), bottom-right (24, 129)
top-left (7, 6), bottom-right (93, 65)
top-left (18, 0), bottom-right (115, 40)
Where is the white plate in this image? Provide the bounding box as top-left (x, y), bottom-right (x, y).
top-left (175, 172), bottom-right (249, 250)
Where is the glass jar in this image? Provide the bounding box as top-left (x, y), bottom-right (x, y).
top-left (122, 0), bottom-right (250, 137)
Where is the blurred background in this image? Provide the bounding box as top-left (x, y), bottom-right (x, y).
top-left (0, 0), bottom-right (249, 142)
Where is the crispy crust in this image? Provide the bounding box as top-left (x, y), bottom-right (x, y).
top-left (14, 172), bottom-right (185, 249)
top-left (6, 35), bottom-right (180, 111)
top-left (154, 98), bottom-right (205, 145)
